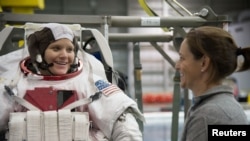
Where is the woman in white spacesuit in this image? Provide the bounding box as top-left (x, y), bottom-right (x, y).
top-left (0, 23), bottom-right (144, 141)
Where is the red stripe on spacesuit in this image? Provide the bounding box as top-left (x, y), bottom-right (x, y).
top-left (102, 85), bottom-right (121, 96)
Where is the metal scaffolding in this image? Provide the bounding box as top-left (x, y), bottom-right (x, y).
top-left (0, 5), bottom-right (230, 141)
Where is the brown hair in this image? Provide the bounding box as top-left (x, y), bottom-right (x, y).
top-left (185, 26), bottom-right (250, 84)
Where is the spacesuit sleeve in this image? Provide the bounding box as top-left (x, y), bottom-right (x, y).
top-left (90, 74), bottom-right (145, 139)
top-left (111, 109), bottom-right (143, 141)
top-left (0, 50), bottom-right (22, 131)
top-left (0, 87), bottom-right (15, 132)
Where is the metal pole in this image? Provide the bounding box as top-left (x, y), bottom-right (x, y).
top-left (110, 16), bottom-right (213, 27)
top-left (183, 88), bottom-right (191, 119)
top-left (0, 12), bottom-right (104, 27)
top-left (171, 71), bottom-right (181, 141)
top-left (133, 42), bottom-right (144, 133)
top-left (109, 33), bottom-right (173, 42)
top-left (0, 8), bottom-right (229, 28)
top-left (170, 27), bottom-right (185, 141)
top-left (150, 42), bottom-right (175, 68)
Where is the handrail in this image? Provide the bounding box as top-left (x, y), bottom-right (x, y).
top-left (138, 0), bottom-right (169, 32)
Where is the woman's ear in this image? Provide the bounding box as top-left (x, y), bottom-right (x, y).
top-left (201, 55), bottom-right (210, 72)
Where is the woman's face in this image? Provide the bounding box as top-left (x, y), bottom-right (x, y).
top-left (175, 39), bottom-right (203, 89)
top-left (44, 38), bottom-right (75, 75)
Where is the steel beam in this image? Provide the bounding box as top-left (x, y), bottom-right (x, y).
top-left (0, 12), bottom-right (104, 28)
top-left (109, 33), bottom-right (173, 42)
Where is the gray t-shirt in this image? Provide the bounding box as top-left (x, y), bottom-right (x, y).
top-left (180, 85), bottom-right (248, 141)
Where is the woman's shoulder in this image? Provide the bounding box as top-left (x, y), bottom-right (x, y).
top-left (195, 97), bottom-right (247, 124)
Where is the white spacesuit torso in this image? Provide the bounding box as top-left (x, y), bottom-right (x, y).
top-left (2, 51), bottom-right (144, 141)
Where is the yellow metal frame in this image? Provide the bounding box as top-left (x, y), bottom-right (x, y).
top-left (0, 0), bottom-right (44, 13)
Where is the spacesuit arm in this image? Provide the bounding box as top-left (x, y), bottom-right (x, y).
top-left (0, 87), bottom-right (15, 132)
top-left (111, 108), bottom-right (143, 141)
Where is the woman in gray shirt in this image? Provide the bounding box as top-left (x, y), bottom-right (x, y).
top-left (175, 26), bottom-right (250, 141)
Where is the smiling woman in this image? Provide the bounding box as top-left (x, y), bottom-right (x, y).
top-left (27, 24), bottom-right (79, 75)
top-left (176, 26), bottom-right (250, 141)
top-left (0, 23), bottom-right (144, 141)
